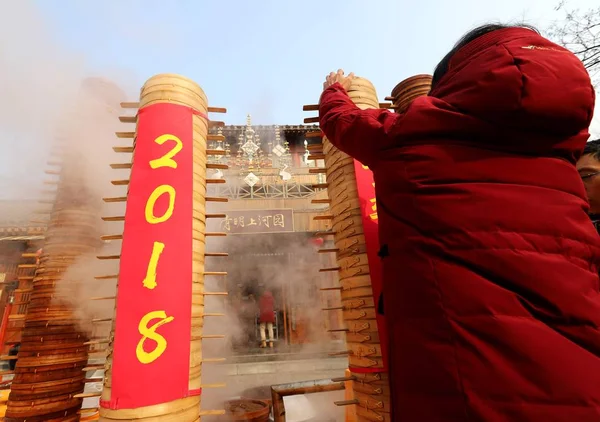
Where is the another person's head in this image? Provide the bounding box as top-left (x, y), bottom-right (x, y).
top-left (577, 139), bottom-right (600, 214)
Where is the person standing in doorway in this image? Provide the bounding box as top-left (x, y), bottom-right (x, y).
top-left (258, 290), bottom-right (275, 348)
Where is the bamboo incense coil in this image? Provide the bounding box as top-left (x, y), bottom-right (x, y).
top-left (389, 74), bottom-right (432, 114)
top-left (99, 73), bottom-right (207, 422)
top-left (5, 78), bottom-right (120, 422)
top-left (319, 77), bottom-right (391, 422)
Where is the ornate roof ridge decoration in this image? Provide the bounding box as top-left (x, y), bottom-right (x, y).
top-left (0, 226), bottom-right (47, 233)
top-left (213, 123), bottom-right (319, 132)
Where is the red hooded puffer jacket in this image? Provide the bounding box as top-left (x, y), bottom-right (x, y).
top-left (320, 28), bottom-right (600, 422)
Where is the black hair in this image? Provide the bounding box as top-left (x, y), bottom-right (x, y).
top-left (431, 23), bottom-right (540, 90)
top-left (583, 139), bottom-right (600, 160)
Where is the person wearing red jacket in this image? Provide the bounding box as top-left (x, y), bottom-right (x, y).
top-left (319, 24), bottom-right (600, 421)
top-left (258, 290), bottom-right (275, 348)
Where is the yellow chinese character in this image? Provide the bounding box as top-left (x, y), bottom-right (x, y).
top-left (220, 216), bottom-right (232, 231)
top-left (238, 216), bottom-right (245, 227)
top-left (362, 164), bottom-right (369, 170)
top-left (261, 215), bottom-right (272, 228)
top-left (247, 218), bottom-right (257, 226)
top-left (273, 214), bottom-right (285, 228)
top-left (369, 197), bottom-right (378, 220)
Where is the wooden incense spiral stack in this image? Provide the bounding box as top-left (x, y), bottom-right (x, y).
top-left (5, 156), bottom-right (103, 421)
top-left (386, 74), bottom-right (432, 113)
top-left (304, 77), bottom-right (391, 422)
top-left (99, 74), bottom-right (228, 421)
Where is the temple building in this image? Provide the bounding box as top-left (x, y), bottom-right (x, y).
top-left (205, 116), bottom-right (342, 355)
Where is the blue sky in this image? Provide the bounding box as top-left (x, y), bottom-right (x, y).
top-left (31, 0), bottom-right (598, 129)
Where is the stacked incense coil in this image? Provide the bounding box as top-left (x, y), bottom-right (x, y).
top-left (99, 74), bottom-right (228, 421)
top-left (386, 74), bottom-right (432, 113)
top-left (5, 154), bottom-right (102, 421)
top-left (303, 77), bottom-right (391, 422)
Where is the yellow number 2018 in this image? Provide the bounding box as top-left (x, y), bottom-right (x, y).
top-left (145, 185), bottom-right (175, 224)
top-left (149, 134), bottom-right (183, 169)
top-left (136, 310), bottom-right (175, 364)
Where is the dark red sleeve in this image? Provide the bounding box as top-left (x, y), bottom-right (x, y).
top-left (318, 83), bottom-right (400, 167)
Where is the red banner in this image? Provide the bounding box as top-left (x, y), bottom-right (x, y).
top-left (352, 161), bottom-right (389, 371)
top-left (103, 103), bottom-right (195, 409)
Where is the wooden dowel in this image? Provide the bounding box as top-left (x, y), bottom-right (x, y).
top-left (100, 234), bottom-right (123, 241)
top-left (73, 392), bottom-right (102, 399)
top-left (311, 199), bottom-right (330, 204)
top-left (199, 383), bottom-right (226, 388)
top-left (303, 104), bottom-right (319, 111)
top-left (208, 106), bottom-right (227, 113)
top-left (111, 180), bottom-right (129, 186)
top-left (92, 318), bottom-right (112, 323)
top-left (103, 196), bottom-right (127, 203)
top-left (204, 271), bottom-right (227, 276)
top-left (94, 275), bottom-right (118, 280)
top-left (331, 376), bottom-right (356, 382)
top-left (89, 296), bottom-right (116, 301)
top-left (207, 179), bottom-right (226, 184)
top-left (206, 213), bottom-right (226, 218)
top-left (205, 252), bottom-right (228, 257)
top-left (320, 287), bottom-right (342, 291)
top-left (305, 131), bottom-right (323, 138)
top-left (207, 134), bottom-right (225, 141)
top-left (206, 197), bottom-right (228, 203)
top-left (309, 168), bottom-right (327, 174)
top-left (118, 116), bottom-right (136, 123)
top-left (96, 255), bottom-right (120, 260)
top-left (304, 116), bottom-right (319, 124)
top-left (84, 339), bottom-right (109, 345)
top-left (206, 232), bottom-right (227, 236)
top-left (109, 163), bottom-right (132, 169)
top-left (319, 267), bottom-right (341, 273)
top-left (113, 146), bottom-right (134, 153)
top-left (207, 149), bottom-right (226, 155)
top-left (318, 248), bottom-right (338, 253)
top-left (329, 351), bottom-right (351, 357)
top-left (313, 215), bottom-right (333, 220)
top-left (207, 163), bottom-right (228, 169)
top-left (83, 364), bottom-right (105, 371)
top-left (334, 399), bottom-right (359, 406)
top-left (115, 132), bottom-right (134, 139)
top-left (102, 216), bottom-right (125, 222)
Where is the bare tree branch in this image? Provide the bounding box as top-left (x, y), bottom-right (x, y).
top-left (547, 1), bottom-right (600, 84)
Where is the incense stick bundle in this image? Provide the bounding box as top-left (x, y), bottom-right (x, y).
top-left (319, 77), bottom-right (392, 422)
top-left (99, 74), bottom-right (209, 421)
top-left (387, 74), bottom-right (432, 113)
top-left (5, 78), bottom-right (120, 422)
